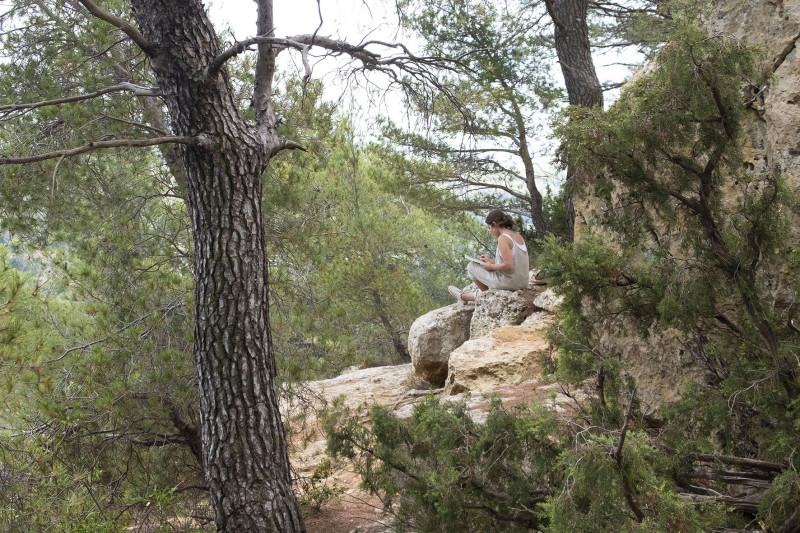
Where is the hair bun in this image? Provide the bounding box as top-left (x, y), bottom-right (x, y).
top-left (485, 209), bottom-right (514, 229)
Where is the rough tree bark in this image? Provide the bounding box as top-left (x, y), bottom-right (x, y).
top-left (546, 0), bottom-right (603, 240)
top-left (127, 0), bottom-right (304, 530)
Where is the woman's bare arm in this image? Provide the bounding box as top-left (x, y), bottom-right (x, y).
top-left (485, 235), bottom-right (514, 272)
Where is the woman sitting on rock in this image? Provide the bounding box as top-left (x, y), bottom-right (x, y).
top-left (449, 209), bottom-right (530, 304)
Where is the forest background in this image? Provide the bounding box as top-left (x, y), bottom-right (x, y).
top-left (0, 0), bottom-right (799, 532)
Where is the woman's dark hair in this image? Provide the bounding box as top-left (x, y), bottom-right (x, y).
top-left (485, 209), bottom-right (514, 229)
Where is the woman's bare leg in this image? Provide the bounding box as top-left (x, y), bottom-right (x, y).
top-left (460, 279), bottom-right (488, 302)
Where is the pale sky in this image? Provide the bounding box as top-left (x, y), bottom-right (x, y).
top-left (209, 0), bottom-right (404, 48)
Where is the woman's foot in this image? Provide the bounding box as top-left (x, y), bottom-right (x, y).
top-left (448, 285), bottom-right (465, 304)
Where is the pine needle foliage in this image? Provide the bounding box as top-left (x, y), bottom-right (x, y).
top-left (321, 391), bottom-right (728, 532)
top-left (538, 3), bottom-right (800, 530)
top-left (322, 394), bottom-right (563, 532)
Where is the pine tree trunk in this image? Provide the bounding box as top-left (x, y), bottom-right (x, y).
top-left (129, 1), bottom-right (305, 531)
top-left (549, 0), bottom-right (603, 240)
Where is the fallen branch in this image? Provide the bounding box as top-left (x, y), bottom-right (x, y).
top-left (693, 453), bottom-right (786, 473)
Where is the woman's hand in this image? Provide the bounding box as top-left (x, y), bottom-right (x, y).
top-left (479, 254), bottom-right (493, 264)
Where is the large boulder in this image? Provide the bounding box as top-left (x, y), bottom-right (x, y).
top-left (446, 312), bottom-right (554, 394)
top-left (469, 289), bottom-right (539, 338)
top-left (408, 304), bottom-right (474, 385)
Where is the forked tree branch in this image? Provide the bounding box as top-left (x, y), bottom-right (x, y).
top-left (210, 33), bottom-right (463, 77)
top-left (615, 389), bottom-right (645, 523)
top-left (0, 136), bottom-right (200, 165)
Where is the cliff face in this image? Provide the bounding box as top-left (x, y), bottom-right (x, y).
top-left (575, 0), bottom-right (800, 234)
top-left (712, 0), bottom-right (800, 192)
top-left (566, 0), bottom-right (800, 415)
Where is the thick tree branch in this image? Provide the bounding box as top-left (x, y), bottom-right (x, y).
top-left (251, 0), bottom-right (277, 136)
top-left (543, 0), bottom-right (566, 31)
top-left (0, 136), bottom-right (200, 165)
top-left (615, 390), bottom-right (645, 523)
top-left (657, 148), bottom-right (704, 177)
top-left (274, 137), bottom-right (308, 155)
top-left (0, 83), bottom-right (160, 117)
top-left (714, 314), bottom-right (743, 336)
top-left (76, 0), bottom-right (151, 53)
top-left (210, 37), bottom-right (297, 76)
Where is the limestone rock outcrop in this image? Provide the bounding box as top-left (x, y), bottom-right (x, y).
top-left (469, 288), bottom-right (540, 338)
top-left (602, 324), bottom-right (705, 418)
top-left (710, 0), bottom-right (800, 192)
top-left (533, 288), bottom-right (564, 313)
top-left (445, 312), bottom-right (554, 394)
top-left (408, 304), bottom-right (474, 384)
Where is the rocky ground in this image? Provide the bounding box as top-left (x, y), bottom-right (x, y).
top-left (286, 291), bottom-right (581, 532)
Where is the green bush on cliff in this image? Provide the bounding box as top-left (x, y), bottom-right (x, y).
top-left (322, 6), bottom-right (799, 532)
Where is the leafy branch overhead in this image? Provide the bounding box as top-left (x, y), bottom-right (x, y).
top-left (0, 0), bottom-right (464, 166)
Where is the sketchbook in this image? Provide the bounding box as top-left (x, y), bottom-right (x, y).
top-left (464, 254), bottom-right (485, 264)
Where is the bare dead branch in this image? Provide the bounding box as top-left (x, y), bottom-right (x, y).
top-left (459, 177), bottom-right (531, 203)
top-left (210, 33), bottom-right (463, 79)
top-left (76, 0), bottom-right (151, 53)
top-left (0, 136), bottom-right (200, 165)
top-left (98, 112), bottom-right (169, 136)
top-left (693, 453), bottom-right (786, 473)
top-left (42, 299), bottom-right (185, 364)
top-left (0, 83), bottom-right (160, 117)
top-left (437, 147), bottom-right (521, 156)
top-left (589, 0), bottom-right (659, 17)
